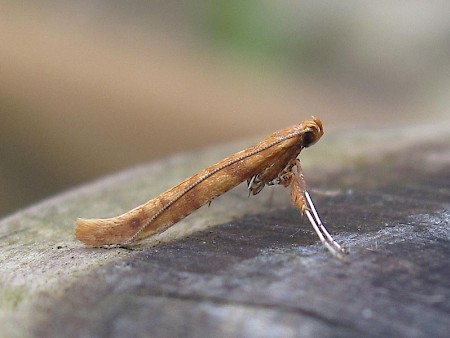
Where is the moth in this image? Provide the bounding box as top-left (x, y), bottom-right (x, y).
top-left (75, 118), bottom-right (348, 259)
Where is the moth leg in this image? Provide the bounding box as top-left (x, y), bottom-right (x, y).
top-left (289, 162), bottom-right (349, 261)
top-left (303, 191), bottom-right (349, 259)
top-left (247, 174), bottom-right (266, 196)
top-left (250, 158), bottom-right (298, 193)
top-left (268, 158), bottom-right (299, 187)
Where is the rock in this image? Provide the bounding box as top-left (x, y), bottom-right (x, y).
top-left (0, 123), bottom-right (449, 338)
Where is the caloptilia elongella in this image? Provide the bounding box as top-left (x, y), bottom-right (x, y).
top-left (75, 118), bottom-right (348, 260)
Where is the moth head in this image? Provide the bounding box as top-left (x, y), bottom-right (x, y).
top-left (300, 117), bottom-right (324, 148)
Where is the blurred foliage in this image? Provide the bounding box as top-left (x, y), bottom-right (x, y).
top-left (0, 1), bottom-right (448, 217)
top-left (196, 1), bottom-right (347, 71)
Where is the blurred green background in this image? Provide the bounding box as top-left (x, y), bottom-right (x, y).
top-left (1, 1), bottom-right (449, 217)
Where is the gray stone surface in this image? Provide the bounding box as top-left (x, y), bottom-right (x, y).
top-left (0, 124), bottom-right (449, 338)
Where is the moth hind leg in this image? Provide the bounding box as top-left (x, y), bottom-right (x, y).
top-left (247, 174), bottom-right (265, 196)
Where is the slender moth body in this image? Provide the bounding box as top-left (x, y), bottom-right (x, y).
top-left (75, 118), bottom-right (348, 259)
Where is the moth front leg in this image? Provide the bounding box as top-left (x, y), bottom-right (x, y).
top-left (287, 162), bottom-right (349, 261)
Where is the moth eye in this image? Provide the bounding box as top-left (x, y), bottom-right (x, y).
top-left (302, 131), bottom-right (316, 147)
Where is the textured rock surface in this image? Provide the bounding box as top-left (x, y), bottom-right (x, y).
top-left (0, 124), bottom-right (449, 338)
